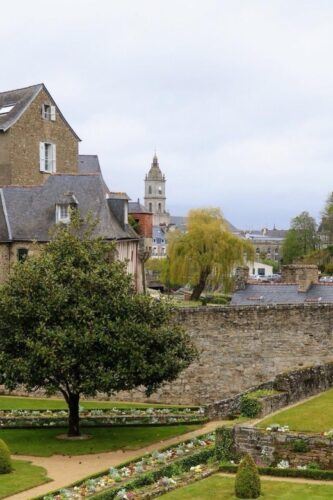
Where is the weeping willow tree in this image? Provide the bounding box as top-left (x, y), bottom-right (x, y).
top-left (168, 208), bottom-right (254, 300)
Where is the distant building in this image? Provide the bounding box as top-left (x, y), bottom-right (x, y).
top-left (244, 227), bottom-right (287, 261)
top-left (231, 264), bottom-right (331, 305)
top-left (0, 84), bottom-right (143, 290)
top-left (144, 155), bottom-right (170, 227)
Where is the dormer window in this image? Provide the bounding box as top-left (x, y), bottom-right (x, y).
top-left (0, 104), bottom-right (15, 115)
top-left (42, 104), bottom-right (56, 121)
top-left (40, 142), bottom-right (56, 173)
top-left (56, 204), bottom-right (70, 224)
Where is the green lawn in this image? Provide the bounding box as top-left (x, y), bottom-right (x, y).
top-left (0, 395), bottom-right (193, 410)
top-left (257, 388), bottom-right (333, 433)
top-left (1, 425), bottom-right (200, 457)
top-left (0, 459), bottom-right (49, 499)
top-left (162, 474), bottom-right (333, 499)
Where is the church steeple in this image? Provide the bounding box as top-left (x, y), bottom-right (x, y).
top-left (144, 154), bottom-right (170, 226)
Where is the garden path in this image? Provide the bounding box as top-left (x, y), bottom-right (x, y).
top-left (7, 420), bottom-right (227, 500)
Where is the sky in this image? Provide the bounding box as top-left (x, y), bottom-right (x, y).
top-left (1, 0), bottom-right (333, 229)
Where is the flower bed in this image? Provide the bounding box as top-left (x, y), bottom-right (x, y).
top-left (0, 407), bottom-right (207, 429)
top-left (39, 433), bottom-right (215, 499)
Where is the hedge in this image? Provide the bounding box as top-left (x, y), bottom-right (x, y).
top-left (220, 463), bottom-right (333, 481)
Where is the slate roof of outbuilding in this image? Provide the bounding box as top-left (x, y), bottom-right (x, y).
top-left (231, 283), bottom-right (333, 305)
top-left (0, 83), bottom-right (80, 140)
top-left (129, 200), bottom-right (152, 214)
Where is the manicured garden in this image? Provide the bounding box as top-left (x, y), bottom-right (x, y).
top-left (258, 387), bottom-right (333, 432)
top-left (0, 459), bottom-right (49, 499)
top-left (1, 425), bottom-right (201, 457)
top-left (161, 474), bottom-right (333, 499)
top-left (0, 396), bottom-right (191, 411)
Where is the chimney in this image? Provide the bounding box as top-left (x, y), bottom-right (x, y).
top-left (107, 192), bottom-right (130, 230)
top-left (234, 266), bottom-right (249, 291)
top-left (281, 264), bottom-right (318, 292)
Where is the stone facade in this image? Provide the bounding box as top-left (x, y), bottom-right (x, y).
top-left (117, 304), bottom-right (333, 405)
top-left (234, 426), bottom-right (333, 469)
top-left (0, 88), bottom-right (78, 186)
top-left (281, 264), bottom-right (318, 292)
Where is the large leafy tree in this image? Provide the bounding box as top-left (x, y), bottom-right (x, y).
top-left (0, 214), bottom-right (196, 436)
top-left (282, 211), bottom-right (318, 264)
top-left (320, 192), bottom-right (333, 245)
top-left (168, 208), bottom-right (254, 300)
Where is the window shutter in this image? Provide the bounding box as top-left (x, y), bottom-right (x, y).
top-left (50, 106), bottom-right (56, 121)
top-left (39, 142), bottom-right (45, 171)
top-left (52, 144), bottom-right (56, 172)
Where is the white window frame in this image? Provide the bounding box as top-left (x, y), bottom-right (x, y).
top-left (56, 204), bottom-right (70, 224)
top-left (42, 104), bottom-right (56, 121)
top-left (40, 142), bottom-right (56, 173)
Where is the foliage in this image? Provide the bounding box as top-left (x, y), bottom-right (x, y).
top-left (215, 427), bottom-right (234, 462)
top-left (240, 393), bottom-right (265, 418)
top-left (0, 439), bottom-right (12, 474)
top-left (320, 192), bottom-right (333, 245)
top-left (168, 208), bottom-right (254, 300)
top-left (128, 215), bottom-right (140, 233)
top-left (200, 294), bottom-right (231, 306)
top-left (282, 211), bottom-right (318, 264)
top-left (145, 257), bottom-right (178, 288)
top-left (0, 212), bottom-right (197, 436)
top-left (235, 453), bottom-right (261, 499)
top-left (292, 439), bottom-right (309, 453)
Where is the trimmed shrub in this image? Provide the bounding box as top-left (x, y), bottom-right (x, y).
top-left (240, 395), bottom-right (262, 418)
top-left (235, 454), bottom-right (261, 499)
top-left (220, 463), bottom-right (333, 481)
top-left (0, 439), bottom-right (12, 474)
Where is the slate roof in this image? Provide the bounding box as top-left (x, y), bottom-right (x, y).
top-left (170, 215), bottom-right (239, 234)
top-left (129, 200), bottom-right (151, 214)
top-left (231, 283), bottom-right (333, 305)
top-left (0, 83), bottom-right (80, 140)
top-left (0, 174), bottom-right (137, 242)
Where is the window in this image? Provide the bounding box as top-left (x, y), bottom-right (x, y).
top-left (258, 268), bottom-right (265, 276)
top-left (149, 202), bottom-right (152, 212)
top-left (40, 142), bottom-right (56, 173)
top-left (17, 248), bottom-right (28, 262)
top-left (42, 104), bottom-right (56, 121)
top-left (56, 204), bottom-right (70, 223)
top-left (158, 203), bottom-right (162, 212)
top-left (0, 105), bottom-right (14, 115)
top-left (158, 186), bottom-right (162, 194)
top-left (148, 185), bottom-right (152, 194)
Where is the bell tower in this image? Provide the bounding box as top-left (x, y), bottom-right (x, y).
top-left (144, 154), bottom-right (170, 226)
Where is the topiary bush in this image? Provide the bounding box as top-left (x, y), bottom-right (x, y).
top-left (0, 439), bottom-right (12, 474)
top-left (235, 453), bottom-right (261, 499)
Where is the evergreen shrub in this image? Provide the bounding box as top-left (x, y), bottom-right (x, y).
top-left (0, 439), bottom-right (12, 474)
top-left (235, 453), bottom-right (261, 499)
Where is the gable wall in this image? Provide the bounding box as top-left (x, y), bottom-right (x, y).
top-left (4, 89), bottom-right (79, 186)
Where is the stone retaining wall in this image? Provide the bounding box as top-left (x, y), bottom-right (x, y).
top-left (234, 426), bottom-right (333, 469)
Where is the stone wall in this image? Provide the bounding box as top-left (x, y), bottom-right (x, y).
top-left (117, 304), bottom-right (333, 405)
top-left (234, 426), bottom-right (333, 469)
top-left (207, 362), bottom-right (333, 418)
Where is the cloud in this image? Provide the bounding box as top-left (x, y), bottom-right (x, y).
top-left (1, 0), bottom-right (333, 228)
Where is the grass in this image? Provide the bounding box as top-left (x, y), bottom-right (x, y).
top-left (161, 474), bottom-right (333, 499)
top-left (257, 387), bottom-right (333, 433)
top-left (0, 395), bottom-right (194, 411)
top-left (1, 424), bottom-right (201, 457)
top-left (0, 459), bottom-right (49, 499)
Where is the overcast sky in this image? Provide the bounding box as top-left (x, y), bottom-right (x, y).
top-left (2, 1), bottom-right (333, 228)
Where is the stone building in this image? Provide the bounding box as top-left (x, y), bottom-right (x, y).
top-left (144, 154), bottom-right (170, 227)
top-left (244, 227), bottom-right (287, 261)
top-left (0, 84), bottom-right (142, 290)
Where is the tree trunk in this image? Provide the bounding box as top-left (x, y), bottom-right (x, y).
top-left (67, 393), bottom-right (80, 437)
top-left (190, 270), bottom-right (209, 301)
